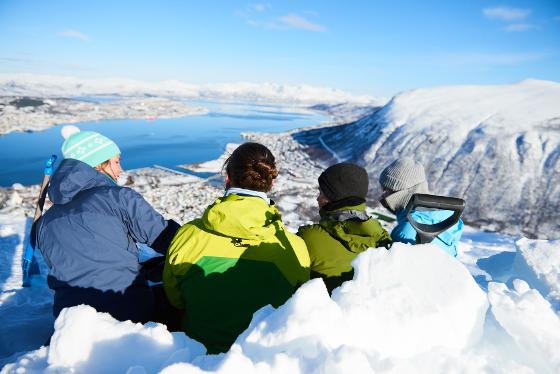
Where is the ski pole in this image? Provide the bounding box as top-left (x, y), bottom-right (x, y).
top-left (22, 155), bottom-right (57, 287)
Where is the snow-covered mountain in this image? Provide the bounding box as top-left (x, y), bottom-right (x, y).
top-left (294, 80), bottom-right (560, 239)
top-left (0, 74), bottom-right (381, 106)
top-left (1, 80), bottom-right (560, 371)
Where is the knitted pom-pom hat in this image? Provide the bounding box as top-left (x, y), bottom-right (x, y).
top-left (379, 157), bottom-right (429, 212)
top-left (60, 125), bottom-right (121, 167)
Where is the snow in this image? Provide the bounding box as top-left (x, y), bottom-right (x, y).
top-left (2, 216), bottom-right (560, 373)
top-left (512, 238), bottom-right (560, 308)
top-left (488, 280), bottom-right (560, 373)
top-left (0, 73), bottom-right (380, 106)
top-left (46, 306), bottom-right (205, 373)
top-left (235, 244), bottom-right (487, 363)
top-left (0, 215), bottom-right (53, 368)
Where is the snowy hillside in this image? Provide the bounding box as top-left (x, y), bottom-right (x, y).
top-left (0, 74), bottom-right (379, 106)
top-left (293, 80), bottom-right (560, 239)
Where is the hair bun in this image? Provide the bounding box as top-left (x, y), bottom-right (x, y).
top-left (253, 160), bottom-right (278, 182)
top-left (225, 142), bottom-right (278, 192)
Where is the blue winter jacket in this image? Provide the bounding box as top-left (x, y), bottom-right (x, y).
top-left (37, 159), bottom-right (170, 321)
top-left (391, 209), bottom-right (463, 257)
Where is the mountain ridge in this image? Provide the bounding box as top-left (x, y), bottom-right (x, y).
top-left (294, 79), bottom-right (560, 239)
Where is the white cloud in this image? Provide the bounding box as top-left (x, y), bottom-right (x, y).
top-left (483, 6), bottom-right (531, 21)
top-left (253, 3), bottom-right (268, 12)
top-left (278, 13), bottom-right (326, 32)
top-left (57, 30), bottom-right (91, 41)
top-left (504, 23), bottom-right (537, 32)
top-left (246, 19), bottom-right (261, 27)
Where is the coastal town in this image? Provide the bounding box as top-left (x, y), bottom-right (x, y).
top-left (0, 96), bottom-right (208, 136)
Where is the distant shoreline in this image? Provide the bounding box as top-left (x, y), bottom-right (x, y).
top-left (0, 96), bottom-right (209, 136)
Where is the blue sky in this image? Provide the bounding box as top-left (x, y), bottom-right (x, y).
top-left (0, 0), bottom-right (559, 97)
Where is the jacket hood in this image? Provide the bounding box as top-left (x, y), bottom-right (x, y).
top-left (48, 159), bottom-right (115, 204)
top-left (396, 209), bottom-right (462, 247)
top-left (320, 203), bottom-right (391, 253)
top-left (202, 194), bottom-right (283, 240)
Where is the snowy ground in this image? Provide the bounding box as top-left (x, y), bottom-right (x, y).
top-left (1, 209), bottom-right (559, 373)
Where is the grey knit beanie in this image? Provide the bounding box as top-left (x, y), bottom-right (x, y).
top-left (379, 157), bottom-right (429, 212)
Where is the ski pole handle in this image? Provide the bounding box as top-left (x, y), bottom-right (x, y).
top-left (44, 155), bottom-right (57, 176)
top-left (33, 155), bottom-right (57, 223)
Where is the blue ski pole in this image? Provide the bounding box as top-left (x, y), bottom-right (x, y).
top-left (22, 155), bottom-right (57, 287)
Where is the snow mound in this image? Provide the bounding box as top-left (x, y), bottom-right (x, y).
top-left (489, 280), bottom-right (560, 373)
top-left (512, 238), bottom-right (560, 307)
top-left (2, 244), bottom-right (488, 373)
top-left (5, 305), bottom-right (206, 373)
top-left (6, 241), bottom-right (560, 373)
top-left (237, 243), bottom-right (487, 362)
top-left (333, 243), bottom-right (488, 357)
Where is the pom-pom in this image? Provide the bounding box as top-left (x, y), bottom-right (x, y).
top-left (61, 125), bottom-right (81, 140)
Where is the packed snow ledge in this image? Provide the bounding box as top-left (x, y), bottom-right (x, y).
top-left (2, 234), bottom-right (560, 373)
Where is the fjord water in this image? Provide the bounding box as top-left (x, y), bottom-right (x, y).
top-left (0, 101), bottom-right (327, 186)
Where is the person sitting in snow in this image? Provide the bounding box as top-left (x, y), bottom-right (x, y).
top-left (163, 142), bottom-right (310, 354)
top-left (36, 126), bottom-right (179, 324)
top-left (378, 157), bottom-right (463, 256)
top-left (298, 162), bottom-right (392, 294)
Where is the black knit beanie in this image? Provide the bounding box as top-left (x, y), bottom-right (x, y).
top-left (318, 162), bottom-right (369, 202)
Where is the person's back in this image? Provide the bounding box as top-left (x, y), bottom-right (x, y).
top-left (298, 163), bottom-right (391, 294)
top-left (37, 127), bottom-right (177, 323)
top-left (163, 142), bottom-right (310, 353)
top-left (379, 157), bottom-right (463, 256)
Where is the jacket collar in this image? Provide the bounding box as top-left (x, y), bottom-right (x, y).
top-left (224, 187), bottom-right (270, 205)
top-left (320, 202), bottom-right (368, 222)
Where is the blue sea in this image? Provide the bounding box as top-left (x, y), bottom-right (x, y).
top-left (0, 100), bottom-right (327, 186)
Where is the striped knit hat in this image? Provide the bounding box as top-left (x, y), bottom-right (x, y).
top-left (379, 157), bottom-right (429, 212)
top-left (60, 125), bottom-right (121, 167)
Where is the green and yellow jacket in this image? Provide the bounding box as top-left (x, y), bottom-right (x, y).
top-left (298, 203), bottom-right (391, 294)
top-left (163, 194), bottom-right (310, 354)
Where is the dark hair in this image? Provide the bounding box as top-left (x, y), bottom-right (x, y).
top-left (224, 142), bottom-right (278, 192)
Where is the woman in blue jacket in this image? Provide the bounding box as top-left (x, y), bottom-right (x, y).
top-left (379, 157), bottom-right (463, 257)
top-left (36, 126), bottom-right (178, 323)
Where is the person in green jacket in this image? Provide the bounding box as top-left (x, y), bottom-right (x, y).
top-left (163, 142), bottom-right (310, 354)
top-left (298, 163), bottom-right (391, 294)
